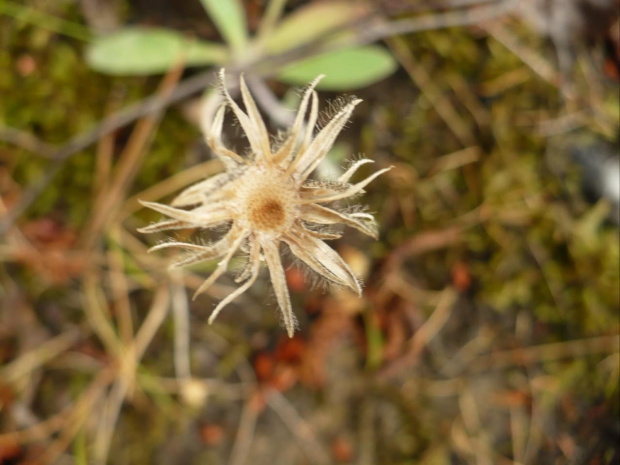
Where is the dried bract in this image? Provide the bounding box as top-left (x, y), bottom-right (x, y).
top-left (139, 69), bottom-right (389, 337)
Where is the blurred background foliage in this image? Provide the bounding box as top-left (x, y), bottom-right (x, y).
top-left (0, 0), bottom-right (618, 464)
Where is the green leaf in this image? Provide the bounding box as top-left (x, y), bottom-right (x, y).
top-left (199, 0), bottom-right (248, 54)
top-left (262, 0), bottom-right (364, 55)
top-left (276, 46), bottom-right (398, 90)
top-left (86, 27), bottom-right (229, 75)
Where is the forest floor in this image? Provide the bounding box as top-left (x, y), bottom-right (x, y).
top-left (0, 1), bottom-right (618, 464)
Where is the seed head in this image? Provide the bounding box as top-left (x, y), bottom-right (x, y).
top-left (139, 69), bottom-right (390, 337)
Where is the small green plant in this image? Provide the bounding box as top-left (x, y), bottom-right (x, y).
top-left (85, 0), bottom-right (398, 91)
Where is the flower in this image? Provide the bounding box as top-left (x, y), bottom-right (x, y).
top-left (139, 69), bottom-right (390, 337)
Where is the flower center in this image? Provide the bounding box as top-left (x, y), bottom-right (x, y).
top-left (249, 199), bottom-right (286, 230)
top-left (237, 166), bottom-right (298, 234)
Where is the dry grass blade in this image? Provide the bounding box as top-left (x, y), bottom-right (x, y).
top-left (0, 328), bottom-right (81, 384)
top-left (79, 60), bottom-right (186, 250)
top-left (171, 274), bottom-right (191, 380)
top-left (483, 21), bottom-right (558, 86)
top-left (380, 287), bottom-right (457, 378)
top-left (82, 273), bottom-right (122, 358)
top-left (108, 226), bottom-right (133, 346)
top-left (266, 389), bottom-right (331, 465)
top-left (456, 388), bottom-right (494, 465)
top-left (93, 377), bottom-right (130, 465)
top-left (470, 334), bottom-right (620, 371)
top-left (25, 368), bottom-right (116, 465)
top-left (388, 36), bottom-right (476, 147)
top-left (229, 394), bottom-right (261, 465)
top-left (133, 286), bottom-right (171, 360)
top-left (92, 88), bottom-right (123, 200)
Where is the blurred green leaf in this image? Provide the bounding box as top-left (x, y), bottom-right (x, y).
top-left (263, 0), bottom-right (363, 54)
top-left (86, 27), bottom-right (228, 75)
top-left (199, 0), bottom-right (247, 54)
top-left (277, 46), bottom-right (398, 90)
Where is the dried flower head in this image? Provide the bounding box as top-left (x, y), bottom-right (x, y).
top-left (139, 69), bottom-right (390, 337)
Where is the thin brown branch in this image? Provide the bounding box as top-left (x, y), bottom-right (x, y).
top-left (0, 126), bottom-right (56, 158)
